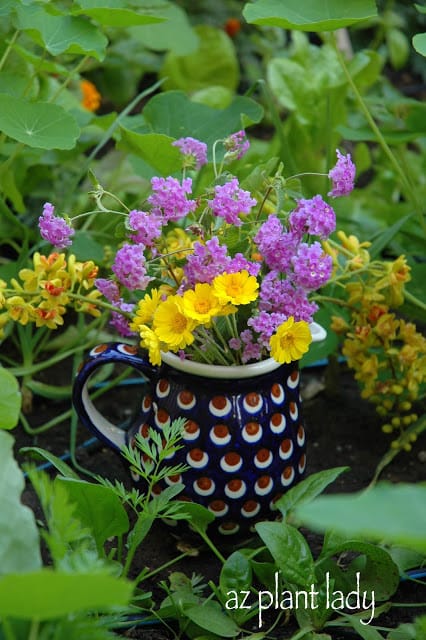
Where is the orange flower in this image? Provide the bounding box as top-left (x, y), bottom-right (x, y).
top-left (80, 79), bottom-right (101, 112)
top-left (224, 17), bottom-right (241, 38)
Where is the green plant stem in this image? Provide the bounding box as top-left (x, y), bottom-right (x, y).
top-left (49, 55), bottom-right (89, 103)
top-left (28, 620), bottom-right (40, 640)
top-left (135, 551), bottom-right (190, 584)
top-left (0, 29), bottom-right (19, 73)
top-left (194, 528), bottom-right (226, 564)
top-left (333, 39), bottom-right (426, 236)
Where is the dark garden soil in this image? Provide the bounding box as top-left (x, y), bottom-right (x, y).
top-left (15, 360), bottom-right (426, 639)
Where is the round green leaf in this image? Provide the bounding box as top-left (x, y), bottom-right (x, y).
top-left (0, 94), bottom-right (80, 150)
top-left (0, 368), bottom-right (21, 431)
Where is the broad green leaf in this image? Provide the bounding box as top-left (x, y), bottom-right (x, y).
top-left (129, 3), bottom-right (198, 54)
top-left (0, 368), bottom-right (21, 430)
top-left (161, 25), bottom-right (239, 92)
top-left (413, 33), bottom-right (426, 56)
top-left (220, 551), bottom-right (252, 596)
top-left (14, 4), bottom-right (108, 59)
top-left (255, 521), bottom-right (316, 587)
top-left (118, 130), bottom-right (183, 175)
top-left (0, 0), bottom-right (14, 16)
top-left (141, 91), bottom-right (263, 154)
top-left (179, 501), bottom-right (215, 534)
top-left (56, 477), bottom-right (129, 549)
top-left (74, 0), bottom-right (165, 27)
top-left (243, 0), bottom-right (377, 32)
top-left (0, 570), bottom-right (133, 618)
top-left (72, 230), bottom-right (105, 262)
top-left (275, 467), bottom-right (348, 518)
top-left (0, 432), bottom-right (41, 574)
top-left (0, 94), bottom-right (80, 150)
top-left (296, 483), bottom-right (426, 553)
top-left (322, 540), bottom-right (399, 600)
top-left (368, 214), bottom-right (413, 259)
top-left (185, 601), bottom-right (240, 637)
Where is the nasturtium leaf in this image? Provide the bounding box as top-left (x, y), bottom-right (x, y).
top-left (243, 0), bottom-right (377, 31)
top-left (14, 4), bottom-right (108, 59)
top-left (118, 130), bottom-right (183, 175)
top-left (0, 0), bottom-right (14, 17)
top-left (160, 25), bottom-right (239, 92)
top-left (0, 369), bottom-right (21, 431)
top-left (140, 91), bottom-right (263, 156)
top-left (0, 570), bottom-right (133, 618)
top-left (0, 94), bottom-right (80, 149)
top-left (0, 431), bottom-right (41, 574)
top-left (413, 33), bottom-right (426, 57)
top-left (74, 0), bottom-right (165, 27)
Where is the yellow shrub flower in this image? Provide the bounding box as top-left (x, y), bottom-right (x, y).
top-left (182, 283), bottom-right (223, 324)
top-left (6, 296), bottom-right (34, 325)
top-left (269, 317), bottom-right (312, 364)
top-left (212, 271), bottom-right (259, 306)
top-left (153, 296), bottom-right (197, 349)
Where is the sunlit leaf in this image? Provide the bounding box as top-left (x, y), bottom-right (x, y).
top-left (413, 33), bottom-right (426, 57)
top-left (0, 570), bottom-right (133, 618)
top-left (0, 94), bottom-right (80, 149)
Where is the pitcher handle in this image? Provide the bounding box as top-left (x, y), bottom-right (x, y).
top-left (72, 343), bottom-right (157, 452)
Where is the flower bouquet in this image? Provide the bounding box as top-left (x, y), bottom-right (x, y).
top-left (10, 132), bottom-right (355, 368)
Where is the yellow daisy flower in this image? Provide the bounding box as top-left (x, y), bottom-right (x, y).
top-left (153, 295), bottom-right (197, 349)
top-left (130, 289), bottom-right (162, 331)
top-left (138, 324), bottom-right (163, 366)
top-left (270, 317), bottom-right (312, 364)
top-left (212, 270), bottom-right (259, 306)
top-left (182, 283), bottom-right (223, 324)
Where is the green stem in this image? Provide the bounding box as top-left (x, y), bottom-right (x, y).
top-left (333, 39), bottom-right (426, 236)
top-left (49, 56), bottom-right (89, 103)
top-left (1, 618), bottom-right (18, 640)
top-left (28, 619), bottom-right (40, 640)
top-left (0, 30), bottom-right (19, 73)
top-left (404, 289), bottom-right (426, 311)
top-left (135, 551), bottom-right (190, 584)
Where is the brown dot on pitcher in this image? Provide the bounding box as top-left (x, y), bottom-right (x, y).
top-left (279, 438), bottom-right (293, 460)
top-left (157, 379), bottom-right (169, 393)
top-left (242, 421), bottom-right (262, 443)
top-left (138, 423), bottom-right (149, 438)
top-left (156, 408), bottom-right (170, 425)
top-left (183, 420), bottom-right (199, 439)
top-left (93, 344), bottom-right (107, 354)
top-left (241, 499), bottom-right (260, 518)
top-left (208, 499), bottom-right (228, 515)
top-left (122, 344), bottom-right (138, 354)
top-left (178, 390), bottom-right (194, 405)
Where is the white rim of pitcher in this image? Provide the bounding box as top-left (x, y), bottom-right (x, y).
top-left (160, 321), bottom-right (327, 379)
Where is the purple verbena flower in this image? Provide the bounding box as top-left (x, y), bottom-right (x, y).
top-left (148, 177), bottom-right (197, 222)
top-left (128, 210), bottom-right (163, 246)
top-left (290, 195), bottom-right (336, 239)
top-left (248, 311), bottom-right (287, 347)
top-left (240, 329), bottom-right (262, 363)
top-left (227, 253), bottom-right (261, 277)
top-left (224, 130), bottom-right (250, 161)
top-left (291, 242), bottom-right (333, 291)
top-left (111, 243), bottom-right (152, 291)
top-left (172, 137), bottom-right (208, 170)
top-left (183, 236), bottom-right (230, 286)
top-left (208, 178), bottom-right (256, 226)
top-left (228, 337), bottom-right (242, 350)
top-left (254, 216), bottom-right (299, 272)
top-left (39, 202), bottom-right (74, 249)
top-left (259, 272), bottom-right (318, 322)
top-left (95, 278), bottom-right (121, 304)
top-left (110, 301), bottom-right (136, 337)
top-left (328, 149), bottom-right (356, 197)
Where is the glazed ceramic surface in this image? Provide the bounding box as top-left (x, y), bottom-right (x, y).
top-left (73, 327), bottom-right (325, 536)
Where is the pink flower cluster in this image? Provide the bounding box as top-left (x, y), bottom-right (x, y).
top-left (172, 136), bottom-right (208, 170)
top-left (208, 178), bottom-right (256, 226)
top-left (39, 203), bottom-right (74, 249)
top-left (328, 149), bottom-right (356, 197)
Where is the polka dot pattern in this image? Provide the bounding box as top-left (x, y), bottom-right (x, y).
top-left (77, 343), bottom-right (307, 539)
